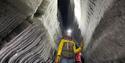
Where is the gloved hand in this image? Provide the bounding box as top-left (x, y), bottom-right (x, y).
top-left (55, 56), bottom-right (60, 63)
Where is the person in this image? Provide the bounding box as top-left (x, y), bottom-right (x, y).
top-left (75, 41), bottom-right (84, 63)
top-left (55, 36), bottom-right (83, 63)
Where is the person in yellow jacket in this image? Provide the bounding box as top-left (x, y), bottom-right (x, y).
top-left (55, 37), bottom-right (83, 63)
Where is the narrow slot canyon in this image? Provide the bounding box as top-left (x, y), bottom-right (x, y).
top-left (0, 0), bottom-right (125, 63)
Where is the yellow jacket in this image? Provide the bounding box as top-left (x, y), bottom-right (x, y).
top-left (57, 39), bottom-right (81, 56)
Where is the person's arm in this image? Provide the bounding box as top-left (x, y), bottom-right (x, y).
top-left (74, 46), bottom-right (81, 53)
top-left (57, 39), bottom-right (65, 56)
top-left (74, 41), bottom-right (84, 53)
top-left (55, 55), bottom-right (60, 63)
top-left (55, 39), bottom-right (65, 63)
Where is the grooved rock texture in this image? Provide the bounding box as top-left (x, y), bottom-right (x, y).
top-left (0, 1), bottom-right (25, 39)
top-left (79, 0), bottom-right (114, 48)
top-left (7, 0), bottom-right (43, 16)
top-left (35, 0), bottom-right (60, 48)
top-left (0, 24), bottom-right (51, 63)
top-left (0, 1), bottom-right (27, 48)
top-left (0, 0), bottom-right (60, 62)
top-left (83, 0), bottom-right (125, 63)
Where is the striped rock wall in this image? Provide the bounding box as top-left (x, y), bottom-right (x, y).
top-left (0, 0), bottom-right (60, 62)
top-left (76, 0), bottom-right (125, 63)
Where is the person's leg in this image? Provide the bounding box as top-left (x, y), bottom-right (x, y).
top-left (60, 58), bottom-right (68, 63)
top-left (68, 59), bottom-right (75, 63)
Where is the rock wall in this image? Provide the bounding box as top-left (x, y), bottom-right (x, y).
top-left (85, 0), bottom-right (125, 63)
top-left (35, 0), bottom-right (61, 48)
top-left (0, 0), bottom-right (60, 62)
top-left (78, 0), bottom-right (114, 48)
